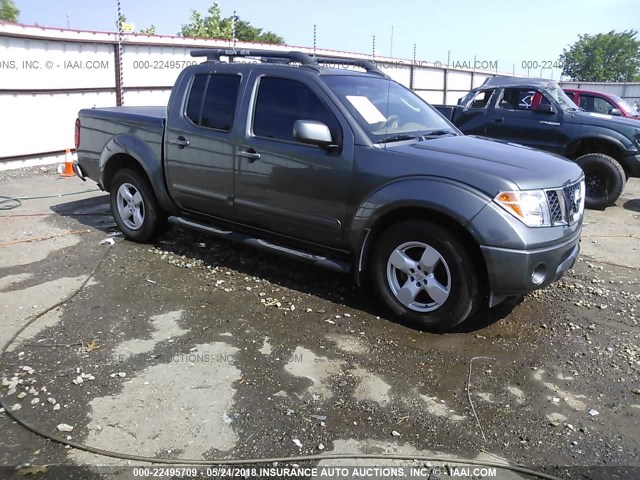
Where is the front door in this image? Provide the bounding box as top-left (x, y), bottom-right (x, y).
top-left (486, 87), bottom-right (565, 154)
top-left (234, 74), bottom-right (353, 247)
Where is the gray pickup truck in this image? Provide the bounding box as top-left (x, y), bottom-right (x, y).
top-left (74, 49), bottom-right (585, 331)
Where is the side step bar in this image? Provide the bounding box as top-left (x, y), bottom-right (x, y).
top-left (168, 216), bottom-right (351, 274)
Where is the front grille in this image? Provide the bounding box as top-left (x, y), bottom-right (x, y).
top-left (546, 190), bottom-right (564, 223)
top-left (545, 181), bottom-right (584, 226)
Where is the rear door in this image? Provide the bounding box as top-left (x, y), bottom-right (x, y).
top-left (164, 71), bottom-right (243, 219)
top-left (233, 72), bottom-right (354, 247)
top-left (455, 88), bottom-right (496, 135)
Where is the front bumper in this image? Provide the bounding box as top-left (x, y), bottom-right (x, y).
top-left (480, 229), bottom-right (581, 298)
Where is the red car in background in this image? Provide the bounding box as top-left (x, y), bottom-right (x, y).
top-left (564, 88), bottom-right (640, 120)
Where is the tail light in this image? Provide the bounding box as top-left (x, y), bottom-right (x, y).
top-left (74, 118), bottom-right (81, 150)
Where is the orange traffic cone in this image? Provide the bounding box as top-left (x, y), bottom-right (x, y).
top-left (58, 148), bottom-right (75, 177)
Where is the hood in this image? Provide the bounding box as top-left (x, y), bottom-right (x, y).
top-left (386, 135), bottom-right (583, 192)
top-left (566, 110), bottom-right (640, 130)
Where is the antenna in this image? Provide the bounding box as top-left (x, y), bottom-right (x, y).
top-left (372, 35), bottom-right (376, 59)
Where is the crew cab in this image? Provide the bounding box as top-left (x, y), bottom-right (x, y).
top-left (436, 77), bottom-right (640, 209)
top-left (74, 50), bottom-right (585, 331)
top-left (563, 88), bottom-right (640, 121)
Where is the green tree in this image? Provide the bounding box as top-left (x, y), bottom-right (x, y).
top-left (221, 17), bottom-right (285, 44)
top-left (139, 25), bottom-right (156, 35)
top-left (560, 30), bottom-right (640, 82)
top-left (179, 3), bottom-right (284, 44)
top-left (0, 0), bottom-right (20, 22)
top-left (179, 3), bottom-right (232, 39)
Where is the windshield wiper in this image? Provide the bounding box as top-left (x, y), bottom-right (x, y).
top-left (375, 134), bottom-right (421, 144)
top-left (422, 129), bottom-right (456, 138)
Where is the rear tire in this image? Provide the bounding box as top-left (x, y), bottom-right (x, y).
top-left (110, 169), bottom-right (166, 243)
top-left (575, 153), bottom-right (625, 209)
top-left (371, 220), bottom-right (482, 332)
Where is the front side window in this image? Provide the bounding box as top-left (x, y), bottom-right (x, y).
top-left (253, 77), bottom-right (340, 143)
top-left (185, 74), bottom-right (241, 131)
top-left (592, 96), bottom-right (617, 114)
top-left (497, 88), bottom-right (536, 110)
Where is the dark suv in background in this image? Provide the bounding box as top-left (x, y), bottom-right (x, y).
top-left (436, 77), bottom-right (640, 209)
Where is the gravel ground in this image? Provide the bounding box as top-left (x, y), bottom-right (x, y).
top-left (0, 169), bottom-right (638, 480)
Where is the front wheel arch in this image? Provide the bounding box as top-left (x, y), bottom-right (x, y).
top-left (360, 207), bottom-right (488, 289)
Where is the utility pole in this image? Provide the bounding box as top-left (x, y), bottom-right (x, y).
top-left (232, 10), bottom-right (237, 48)
top-left (116, 0), bottom-right (124, 106)
top-left (66, 14), bottom-right (70, 29)
top-left (390, 26), bottom-right (394, 57)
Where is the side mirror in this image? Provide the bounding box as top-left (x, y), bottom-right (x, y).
top-left (609, 108), bottom-right (622, 117)
top-left (534, 103), bottom-right (556, 115)
top-left (293, 120), bottom-right (336, 148)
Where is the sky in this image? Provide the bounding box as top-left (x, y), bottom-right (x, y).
top-left (14, 0), bottom-right (639, 78)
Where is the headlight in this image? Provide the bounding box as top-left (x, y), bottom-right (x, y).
top-left (494, 189), bottom-right (551, 227)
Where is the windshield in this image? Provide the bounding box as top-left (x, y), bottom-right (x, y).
top-left (544, 85), bottom-right (579, 111)
top-left (613, 95), bottom-right (640, 116)
top-left (322, 75), bottom-right (457, 142)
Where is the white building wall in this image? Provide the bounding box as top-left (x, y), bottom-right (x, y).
top-left (0, 23), bottom-right (510, 167)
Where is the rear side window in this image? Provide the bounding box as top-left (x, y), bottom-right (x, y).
top-left (185, 74), bottom-right (241, 131)
top-left (253, 77), bottom-right (340, 143)
top-left (467, 89), bottom-right (494, 109)
top-left (565, 91), bottom-right (577, 103)
top-left (186, 75), bottom-right (207, 123)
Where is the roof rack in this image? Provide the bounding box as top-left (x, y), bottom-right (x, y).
top-left (190, 49), bottom-right (316, 66)
top-left (313, 56), bottom-right (388, 77)
top-left (189, 49), bottom-right (389, 77)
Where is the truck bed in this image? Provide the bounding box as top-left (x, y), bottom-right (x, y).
top-left (82, 106), bottom-right (166, 121)
top-left (77, 106), bottom-right (166, 183)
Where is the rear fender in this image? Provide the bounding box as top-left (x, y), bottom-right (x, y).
top-left (100, 134), bottom-right (176, 212)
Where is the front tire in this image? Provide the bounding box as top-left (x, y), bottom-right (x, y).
top-left (371, 220), bottom-right (482, 331)
top-left (110, 169), bottom-right (165, 243)
top-left (575, 153), bottom-right (625, 209)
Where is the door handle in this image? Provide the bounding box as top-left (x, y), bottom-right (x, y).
top-left (494, 117), bottom-right (504, 123)
top-left (169, 136), bottom-right (190, 148)
top-left (237, 149), bottom-right (261, 162)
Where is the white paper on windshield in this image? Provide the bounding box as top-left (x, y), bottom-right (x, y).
top-left (346, 95), bottom-right (387, 124)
